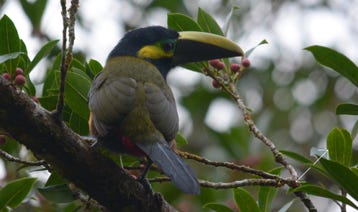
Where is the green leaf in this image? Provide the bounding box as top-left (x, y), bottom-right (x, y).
top-left (233, 188), bottom-right (260, 212)
top-left (71, 58), bottom-right (86, 72)
top-left (351, 167), bottom-right (358, 176)
top-left (245, 39), bottom-right (268, 58)
top-left (19, 0), bottom-right (48, 29)
top-left (197, 8), bottom-right (224, 36)
top-left (0, 52), bottom-right (24, 64)
top-left (336, 103), bottom-right (358, 115)
top-left (167, 13), bottom-right (202, 32)
top-left (280, 150), bottom-right (313, 164)
top-left (64, 71), bottom-right (91, 120)
top-left (28, 40), bottom-right (59, 71)
top-left (45, 172), bottom-right (68, 186)
top-left (39, 96), bottom-right (58, 112)
top-left (42, 68), bottom-right (60, 97)
top-left (305, 45), bottom-right (358, 87)
top-left (258, 167), bottom-right (282, 212)
top-left (38, 184), bottom-right (75, 203)
top-left (320, 158), bottom-right (358, 201)
top-left (24, 74), bottom-right (36, 96)
top-left (0, 15), bottom-right (21, 74)
top-left (39, 172), bottom-right (75, 203)
top-left (327, 128), bottom-right (352, 166)
top-left (20, 39), bottom-right (28, 55)
top-left (351, 120), bottom-right (358, 139)
top-left (175, 132), bottom-right (188, 147)
top-left (86, 59), bottom-right (103, 79)
top-left (203, 203), bottom-right (234, 212)
top-left (0, 177), bottom-right (36, 210)
top-left (292, 184), bottom-right (358, 210)
top-left (223, 6), bottom-right (240, 36)
top-left (68, 111), bottom-right (89, 135)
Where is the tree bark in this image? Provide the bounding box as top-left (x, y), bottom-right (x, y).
top-left (0, 76), bottom-right (176, 211)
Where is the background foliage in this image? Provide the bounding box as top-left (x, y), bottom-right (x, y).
top-left (0, 0), bottom-right (357, 211)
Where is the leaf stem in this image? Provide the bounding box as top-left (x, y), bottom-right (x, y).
top-left (0, 149), bottom-right (46, 166)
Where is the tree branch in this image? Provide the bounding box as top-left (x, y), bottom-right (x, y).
top-left (0, 77), bottom-right (176, 211)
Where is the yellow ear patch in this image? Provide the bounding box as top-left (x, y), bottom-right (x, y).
top-left (137, 45), bottom-right (174, 59)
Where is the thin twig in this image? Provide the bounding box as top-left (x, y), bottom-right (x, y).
top-left (202, 66), bottom-right (317, 211)
top-left (199, 179), bottom-right (278, 189)
top-left (0, 149), bottom-right (46, 166)
top-left (54, 0), bottom-right (79, 118)
top-left (227, 82), bottom-right (298, 179)
top-left (54, 0), bottom-right (69, 117)
top-left (204, 68), bottom-right (297, 179)
top-left (225, 78), bottom-right (316, 211)
top-left (149, 177), bottom-right (278, 189)
top-left (294, 191), bottom-right (318, 212)
top-left (66, 0), bottom-right (79, 61)
top-left (177, 150), bottom-right (280, 180)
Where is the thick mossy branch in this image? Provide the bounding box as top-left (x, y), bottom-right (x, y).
top-left (0, 77), bottom-right (175, 212)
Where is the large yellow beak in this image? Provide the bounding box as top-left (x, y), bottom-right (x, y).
top-left (172, 31), bottom-right (244, 65)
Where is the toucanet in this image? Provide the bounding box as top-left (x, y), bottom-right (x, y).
top-left (88, 26), bottom-right (243, 194)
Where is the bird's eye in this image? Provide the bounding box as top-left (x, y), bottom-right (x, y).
top-left (161, 41), bottom-right (175, 52)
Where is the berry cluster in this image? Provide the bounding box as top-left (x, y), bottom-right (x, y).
top-left (2, 68), bottom-right (26, 86)
top-left (1, 68), bottom-right (39, 103)
top-left (208, 57), bottom-right (251, 88)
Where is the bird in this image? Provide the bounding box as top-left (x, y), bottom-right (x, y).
top-left (88, 26), bottom-right (243, 194)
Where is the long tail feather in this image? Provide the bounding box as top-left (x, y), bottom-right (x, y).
top-left (136, 140), bottom-right (200, 194)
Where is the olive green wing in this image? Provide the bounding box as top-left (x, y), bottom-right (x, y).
top-left (88, 71), bottom-right (137, 136)
top-left (144, 82), bottom-right (179, 142)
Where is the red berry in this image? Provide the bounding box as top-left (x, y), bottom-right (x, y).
top-left (14, 75), bottom-right (26, 86)
top-left (0, 135), bottom-right (6, 146)
top-left (230, 63), bottom-right (241, 72)
top-left (209, 59), bottom-right (220, 67)
top-left (2, 73), bottom-right (12, 81)
top-left (216, 61), bottom-right (225, 70)
top-left (209, 59), bottom-right (225, 70)
top-left (212, 79), bottom-right (220, 88)
top-left (242, 58), bottom-right (251, 68)
top-left (15, 68), bottom-right (24, 76)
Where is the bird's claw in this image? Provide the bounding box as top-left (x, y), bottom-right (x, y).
top-left (137, 177), bottom-right (154, 195)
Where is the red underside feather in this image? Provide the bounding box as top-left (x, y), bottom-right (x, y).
top-left (119, 135), bottom-right (145, 157)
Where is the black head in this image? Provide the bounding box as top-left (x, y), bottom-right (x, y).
top-left (108, 26), bottom-right (179, 78)
top-left (108, 26), bottom-right (244, 79)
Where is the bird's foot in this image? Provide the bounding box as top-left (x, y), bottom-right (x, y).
top-left (137, 177), bottom-right (154, 195)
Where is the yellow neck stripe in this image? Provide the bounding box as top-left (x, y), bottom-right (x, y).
top-left (137, 45), bottom-right (173, 59)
